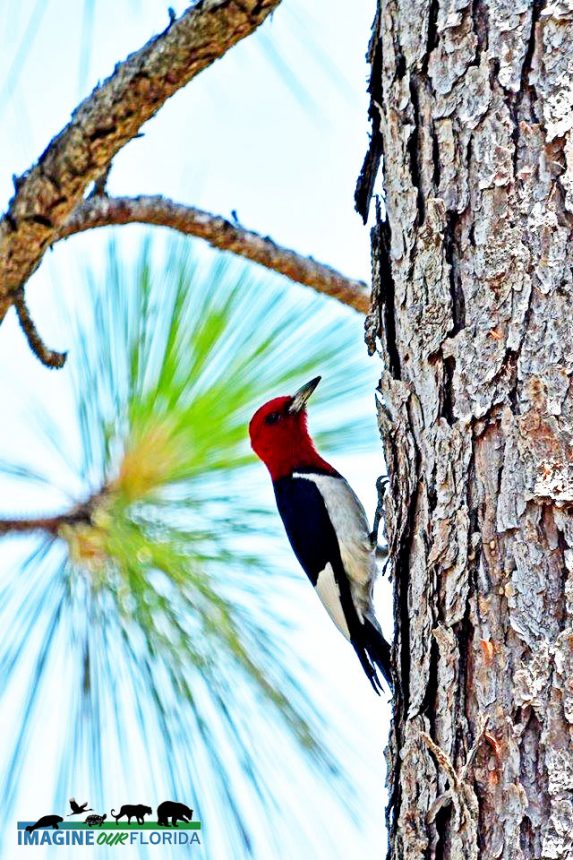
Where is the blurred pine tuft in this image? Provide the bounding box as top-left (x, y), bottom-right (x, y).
top-left (0, 239), bottom-right (376, 856)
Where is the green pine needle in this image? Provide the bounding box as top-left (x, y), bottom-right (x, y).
top-left (0, 238), bottom-right (377, 855)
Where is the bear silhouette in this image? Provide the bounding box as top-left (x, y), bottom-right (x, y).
top-left (157, 800), bottom-right (193, 827)
top-left (26, 815), bottom-right (63, 832)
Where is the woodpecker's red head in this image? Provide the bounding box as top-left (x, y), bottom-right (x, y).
top-left (249, 376), bottom-right (336, 481)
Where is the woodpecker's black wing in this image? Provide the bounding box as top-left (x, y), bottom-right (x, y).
top-left (273, 475), bottom-right (339, 586)
top-left (273, 474), bottom-right (391, 693)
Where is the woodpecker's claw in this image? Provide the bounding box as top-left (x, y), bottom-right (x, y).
top-left (370, 475), bottom-right (389, 547)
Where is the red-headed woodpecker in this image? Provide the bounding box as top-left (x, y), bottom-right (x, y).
top-left (249, 376), bottom-right (392, 694)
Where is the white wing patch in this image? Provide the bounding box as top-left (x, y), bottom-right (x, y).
top-left (315, 563), bottom-right (351, 640)
top-left (293, 472), bottom-right (377, 623)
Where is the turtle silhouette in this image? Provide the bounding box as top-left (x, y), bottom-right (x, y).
top-left (26, 815), bottom-right (63, 832)
top-left (85, 813), bottom-right (107, 827)
top-left (68, 798), bottom-right (93, 816)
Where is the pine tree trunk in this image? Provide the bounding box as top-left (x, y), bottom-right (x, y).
top-left (359, 1), bottom-right (573, 857)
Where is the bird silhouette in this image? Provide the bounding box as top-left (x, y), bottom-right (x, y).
top-left (67, 798), bottom-right (93, 816)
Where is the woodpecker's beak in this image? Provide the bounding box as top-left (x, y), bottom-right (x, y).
top-left (289, 376), bottom-right (321, 413)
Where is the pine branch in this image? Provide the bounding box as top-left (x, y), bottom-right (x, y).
top-left (60, 196), bottom-right (370, 313)
top-left (0, 0), bottom-right (282, 320)
top-left (0, 516), bottom-right (67, 536)
top-left (0, 491), bottom-right (105, 536)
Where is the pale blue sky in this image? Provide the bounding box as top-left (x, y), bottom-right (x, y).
top-left (0, 2), bottom-right (392, 858)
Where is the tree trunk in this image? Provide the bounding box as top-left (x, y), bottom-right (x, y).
top-left (359, 1), bottom-right (573, 857)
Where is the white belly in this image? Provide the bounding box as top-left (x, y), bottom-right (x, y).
top-left (293, 472), bottom-right (377, 624)
top-left (315, 563), bottom-right (351, 639)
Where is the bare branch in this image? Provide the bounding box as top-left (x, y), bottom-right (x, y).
top-left (13, 287), bottom-right (67, 369)
top-left (0, 0), bottom-right (282, 320)
top-left (59, 195), bottom-right (370, 313)
top-left (0, 491), bottom-right (105, 536)
top-left (0, 516), bottom-right (65, 536)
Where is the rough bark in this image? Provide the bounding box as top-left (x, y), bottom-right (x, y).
top-left (361, 0), bottom-right (573, 857)
top-left (0, 0), bottom-right (282, 320)
top-left (59, 195), bottom-right (370, 312)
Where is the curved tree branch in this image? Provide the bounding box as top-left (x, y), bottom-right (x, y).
top-left (0, 0), bottom-right (282, 320)
top-left (60, 195), bottom-right (371, 313)
top-left (13, 286), bottom-right (67, 368)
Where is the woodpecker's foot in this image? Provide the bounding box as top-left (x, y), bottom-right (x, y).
top-left (370, 475), bottom-right (389, 547)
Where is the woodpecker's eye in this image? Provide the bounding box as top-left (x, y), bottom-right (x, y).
top-left (265, 411), bottom-right (282, 425)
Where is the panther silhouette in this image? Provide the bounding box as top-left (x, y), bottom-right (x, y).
top-left (111, 805), bottom-right (152, 825)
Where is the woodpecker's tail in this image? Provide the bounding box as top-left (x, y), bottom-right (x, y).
top-left (353, 616), bottom-right (393, 695)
